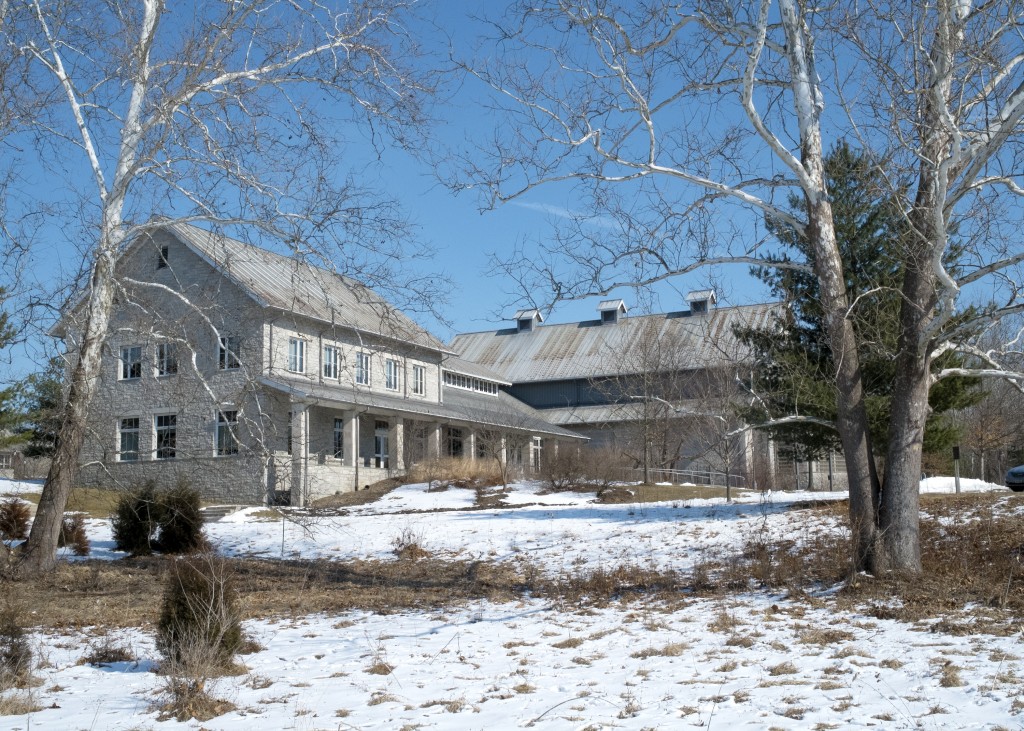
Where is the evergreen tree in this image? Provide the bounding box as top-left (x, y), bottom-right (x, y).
top-left (736, 141), bottom-right (981, 463)
top-left (0, 292), bottom-right (21, 448)
top-left (18, 357), bottom-right (64, 458)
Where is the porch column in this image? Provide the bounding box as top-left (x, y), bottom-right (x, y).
top-left (499, 434), bottom-right (507, 465)
top-left (344, 410), bottom-right (359, 468)
top-left (467, 429), bottom-right (477, 462)
top-left (390, 417), bottom-right (405, 471)
top-left (427, 421), bottom-right (442, 459)
top-left (290, 401), bottom-right (309, 507)
top-left (742, 428), bottom-right (754, 487)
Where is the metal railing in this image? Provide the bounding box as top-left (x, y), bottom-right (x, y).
top-left (630, 467), bottom-right (747, 489)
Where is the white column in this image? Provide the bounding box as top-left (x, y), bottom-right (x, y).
top-left (467, 429), bottom-right (477, 462)
top-left (290, 401), bottom-right (308, 507)
top-left (344, 411), bottom-right (359, 468)
top-left (427, 422), bottom-right (442, 459)
top-left (390, 417), bottom-right (405, 470)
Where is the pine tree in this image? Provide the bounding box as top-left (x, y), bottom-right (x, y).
top-left (736, 142), bottom-right (981, 464)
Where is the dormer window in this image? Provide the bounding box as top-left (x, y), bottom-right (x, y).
top-left (597, 299), bottom-right (627, 324)
top-left (686, 289), bottom-right (717, 315)
top-left (513, 308), bottom-right (543, 332)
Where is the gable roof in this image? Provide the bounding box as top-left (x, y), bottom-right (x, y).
top-left (167, 223), bottom-right (448, 352)
top-left (449, 302), bottom-right (781, 383)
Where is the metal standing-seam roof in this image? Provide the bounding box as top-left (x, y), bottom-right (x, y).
top-left (449, 303), bottom-right (783, 384)
top-left (169, 222), bottom-right (449, 352)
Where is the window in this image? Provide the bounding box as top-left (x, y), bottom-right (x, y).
top-left (412, 365), bottom-right (426, 396)
top-left (443, 371), bottom-right (499, 395)
top-left (532, 436), bottom-right (543, 470)
top-left (157, 245), bottom-right (169, 269)
top-left (355, 351), bottom-right (370, 385)
top-left (218, 336), bottom-right (240, 370)
top-left (385, 358), bottom-right (400, 390)
top-left (0, 454), bottom-right (11, 470)
top-left (288, 338), bottom-right (305, 373)
top-left (216, 410), bottom-right (239, 456)
top-left (118, 417), bottom-right (140, 461)
top-left (333, 418), bottom-right (344, 459)
top-left (119, 346), bottom-right (142, 380)
top-left (156, 342), bottom-right (178, 376)
top-left (446, 427), bottom-right (464, 458)
top-left (323, 346), bottom-right (339, 379)
top-left (155, 414), bottom-right (176, 459)
top-left (286, 411), bottom-right (292, 453)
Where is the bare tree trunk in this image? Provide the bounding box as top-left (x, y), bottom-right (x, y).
top-left (20, 247), bottom-right (118, 574)
top-left (806, 197), bottom-right (882, 573)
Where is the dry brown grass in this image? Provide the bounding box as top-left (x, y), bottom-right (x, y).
top-left (404, 458), bottom-right (502, 490)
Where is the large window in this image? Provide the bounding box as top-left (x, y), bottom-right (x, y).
top-left (385, 358), bottom-right (400, 391)
top-left (355, 351), bottom-right (370, 386)
top-left (323, 345), bottom-right (339, 379)
top-left (412, 365), bottom-right (426, 396)
top-left (288, 338), bottom-right (306, 373)
top-left (118, 417), bottom-right (140, 461)
top-left (156, 342), bottom-right (178, 376)
top-left (333, 418), bottom-right (344, 459)
top-left (216, 410), bottom-right (239, 456)
top-left (155, 414), bottom-right (177, 459)
top-left (119, 345), bottom-right (142, 380)
top-left (218, 336), bottom-right (241, 370)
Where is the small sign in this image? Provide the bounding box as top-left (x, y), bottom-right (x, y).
top-left (952, 445), bottom-right (961, 460)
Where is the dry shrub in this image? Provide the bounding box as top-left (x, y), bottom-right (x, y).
top-left (0, 692), bottom-right (42, 716)
top-left (0, 499), bottom-right (30, 542)
top-left (0, 603), bottom-right (32, 690)
top-left (541, 449), bottom-right (587, 492)
top-left (81, 636), bottom-right (135, 666)
top-left (112, 483), bottom-right (161, 555)
top-left (539, 564), bottom-right (682, 604)
top-left (392, 527), bottom-right (430, 561)
top-left (58, 513), bottom-right (90, 556)
top-left (406, 458), bottom-right (501, 490)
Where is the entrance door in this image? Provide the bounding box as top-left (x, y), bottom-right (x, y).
top-left (374, 420), bottom-right (389, 468)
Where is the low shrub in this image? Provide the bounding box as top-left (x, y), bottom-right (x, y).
top-left (0, 603), bottom-right (32, 690)
top-left (58, 513), bottom-right (90, 556)
top-left (541, 449), bottom-right (588, 491)
top-left (157, 555), bottom-right (243, 670)
top-left (157, 481), bottom-right (206, 554)
top-left (112, 483), bottom-right (161, 555)
top-left (112, 481), bottom-right (206, 556)
top-left (0, 499), bottom-right (30, 542)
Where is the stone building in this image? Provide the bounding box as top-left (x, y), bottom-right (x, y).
top-left (56, 223), bottom-right (583, 505)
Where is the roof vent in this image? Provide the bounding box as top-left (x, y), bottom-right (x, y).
top-left (597, 299), bottom-right (627, 324)
top-left (513, 308), bottom-right (544, 332)
top-left (686, 289), bottom-right (717, 315)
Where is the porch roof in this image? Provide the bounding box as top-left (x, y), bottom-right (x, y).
top-left (259, 376), bottom-right (586, 440)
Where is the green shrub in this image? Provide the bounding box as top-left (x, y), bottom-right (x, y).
top-left (112, 481), bottom-right (206, 556)
top-left (157, 556), bottom-right (242, 670)
top-left (156, 481), bottom-right (205, 554)
top-left (58, 513), bottom-right (91, 556)
top-left (0, 603), bottom-right (32, 690)
top-left (0, 499), bottom-right (30, 542)
top-left (112, 483), bottom-right (161, 555)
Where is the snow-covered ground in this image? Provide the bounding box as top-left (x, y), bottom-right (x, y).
top-left (0, 475), bottom-right (1019, 730)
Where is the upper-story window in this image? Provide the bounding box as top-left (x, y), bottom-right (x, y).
top-left (157, 245), bottom-right (169, 269)
top-left (385, 358), bottom-right (400, 391)
top-left (288, 338), bottom-right (306, 373)
top-left (443, 371), bottom-right (499, 395)
top-left (119, 346), bottom-right (142, 380)
top-left (323, 345), bottom-right (339, 379)
top-left (355, 351), bottom-right (370, 386)
top-left (412, 365), bottom-right (426, 396)
top-left (218, 336), bottom-right (241, 370)
top-left (156, 342), bottom-right (178, 377)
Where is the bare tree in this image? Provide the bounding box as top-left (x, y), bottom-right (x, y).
top-left (459, 1), bottom-right (1024, 575)
top-left (2, 0), bottom-right (438, 573)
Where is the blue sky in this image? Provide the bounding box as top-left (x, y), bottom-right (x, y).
top-left (0, 2), bottom-right (773, 381)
